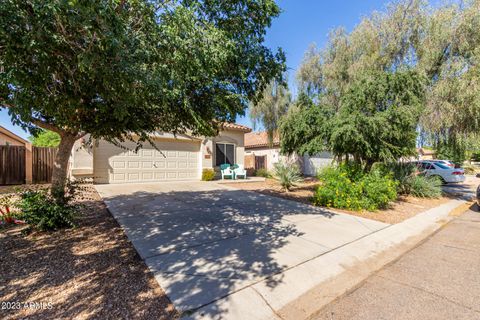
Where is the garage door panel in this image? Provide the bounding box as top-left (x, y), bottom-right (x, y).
top-left (94, 139), bottom-right (200, 184)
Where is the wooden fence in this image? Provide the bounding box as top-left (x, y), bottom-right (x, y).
top-left (32, 147), bottom-right (57, 184)
top-left (0, 145), bottom-right (26, 185)
top-left (244, 154), bottom-right (267, 175)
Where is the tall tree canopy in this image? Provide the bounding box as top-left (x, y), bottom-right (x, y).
top-left (284, 0), bottom-right (480, 165)
top-left (0, 0), bottom-right (285, 189)
top-left (281, 71), bottom-right (424, 167)
top-left (249, 80), bottom-right (291, 144)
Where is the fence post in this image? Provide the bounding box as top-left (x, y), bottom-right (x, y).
top-left (25, 142), bottom-right (33, 184)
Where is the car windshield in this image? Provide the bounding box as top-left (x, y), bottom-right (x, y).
top-left (433, 162), bottom-right (451, 169)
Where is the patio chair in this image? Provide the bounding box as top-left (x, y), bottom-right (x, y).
top-left (220, 164), bottom-right (234, 180)
top-left (233, 164), bottom-right (247, 179)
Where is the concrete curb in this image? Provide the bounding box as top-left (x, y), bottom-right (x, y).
top-left (190, 199), bottom-right (467, 320)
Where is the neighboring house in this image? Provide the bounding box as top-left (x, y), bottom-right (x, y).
top-left (417, 147), bottom-right (435, 160)
top-left (0, 126), bottom-right (33, 184)
top-left (69, 123), bottom-right (251, 184)
top-left (244, 131), bottom-right (333, 176)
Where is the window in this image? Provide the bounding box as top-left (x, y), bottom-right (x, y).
top-left (215, 143), bottom-right (235, 166)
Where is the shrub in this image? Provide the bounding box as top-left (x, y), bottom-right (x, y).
top-left (201, 168), bottom-right (216, 181)
top-left (255, 168), bottom-right (272, 178)
top-left (273, 161), bottom-right (302, 191)
top-left (314, 164), bottom-right (397, 211)
top-left (405, 175), bottom-right (443, 198)
top-left (375, 162), bottom-right (442, 198)
top-left (18, 181), bottom-right (83, 231)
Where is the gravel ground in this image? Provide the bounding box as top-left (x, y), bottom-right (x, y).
top-left (227, 178), bottom-right (451, 224)
top-left (0, 185), bottom-right (178, 320)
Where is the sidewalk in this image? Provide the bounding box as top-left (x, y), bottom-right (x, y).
top-left (312, 207), bottom-right (480, 320)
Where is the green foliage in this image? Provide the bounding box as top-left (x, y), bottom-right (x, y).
top-left (375, 162), bottom-right (442, 198)
top-left (294, 0), bottom-right (480, 168)
top-left (273, 161), bottom-right (302, 191)
top-left (18, 181), bottom-right (83, 231)
top-left (255, 168), bottom-right (272, 178)
top-left (0, 0), bottom-right (285, 189)
top-left (201, 169), bottom-right (216, 181)
top-left (314, 164), bottom-right (398, 211)
top-left (281, 71), bottom-right (424, 167)
top-left (250, 80), bottom-right (291, 144)
top-left (29, 130), bottom-right (60, 147)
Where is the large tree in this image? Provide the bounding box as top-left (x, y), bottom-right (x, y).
top-left (281, 71), bottom-right (424, 168)
top-left (249, 79), bottom-right (290, 144)
top-left (287, 0), bottom-right (480, 165)
top-left (0, 0), bottom-right (285, 191)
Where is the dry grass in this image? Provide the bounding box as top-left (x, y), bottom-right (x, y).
top-left (0, 185), bottom-right (178, 320)
top-left (227, 178), bottom-right (451, 224)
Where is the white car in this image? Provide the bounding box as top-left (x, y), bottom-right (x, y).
top-left (416, 161), bottom-right (465, 184)
top-left (428, 159), bottom-right (456, 168)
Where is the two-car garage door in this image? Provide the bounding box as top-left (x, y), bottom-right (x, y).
top-left (94, 139), bottom-right (200, 184)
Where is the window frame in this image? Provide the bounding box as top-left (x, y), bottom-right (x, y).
top-left (215, 142), bottom-right (236, 166)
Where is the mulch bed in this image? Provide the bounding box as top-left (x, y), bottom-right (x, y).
top-left (0, 185), bottom-right (178, 320)
top-left (227, 178), bottom-right (451, 224)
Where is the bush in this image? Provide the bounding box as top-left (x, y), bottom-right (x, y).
top-left (18, 182), bottom-right (82, 231)
top-left (201, 168), bottom-right (216, 181)
top-left (273, 161), bottom-right (302, 191)
top-left (405, 175), bottom-right (443, 198)
top-left (255, 168), bottom-right (271, 178)
top-left (314, 164), bottom-right (397, 211)
top-left (375, 162), bottom-right (442, 198)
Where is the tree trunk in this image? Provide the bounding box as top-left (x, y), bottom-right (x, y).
top-left (51, 132), bottom-right (77, 192)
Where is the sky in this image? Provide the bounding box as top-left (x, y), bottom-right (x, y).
top-left (0, 0), bottom-right (389, 139)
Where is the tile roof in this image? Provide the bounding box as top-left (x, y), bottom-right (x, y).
top-left (245, 131), bottom-right (280, 149)
top-left (221, 122), bottom-right (252, 133)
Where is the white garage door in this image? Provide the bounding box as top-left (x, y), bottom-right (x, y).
top-left (94, 139), bottom-right (200, 184)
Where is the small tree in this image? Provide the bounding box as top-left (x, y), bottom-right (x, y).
top-left (29, 130), bottom-right (60, 147)
top-left (0, 0), bottom-right (285, 193)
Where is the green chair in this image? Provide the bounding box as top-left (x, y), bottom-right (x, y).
top-left (233, 164), bottom-right (247, 179)
top-left (220, 164), bottom-right (234, 179)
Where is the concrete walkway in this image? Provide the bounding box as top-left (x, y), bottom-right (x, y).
top-left (95, 182), bottom-right (388, 318)
top-left (312, 208), bottom-right (480, 320)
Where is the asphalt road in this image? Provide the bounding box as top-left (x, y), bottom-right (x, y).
top-left (312, 207), bottom-right (480, 320)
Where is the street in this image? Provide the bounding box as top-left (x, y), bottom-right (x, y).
top-left (312, 206), bottom-right (480, 320)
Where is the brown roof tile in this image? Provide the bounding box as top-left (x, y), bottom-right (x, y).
top-left (245, 131), bottom-right (280, 148)
top-left (221, 122), bottom-right (252, 133)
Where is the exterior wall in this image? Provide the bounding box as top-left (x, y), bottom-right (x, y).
top-left (303, 152), bottom-right (334, 176)
top-left (0, 132), bottom-right (25, 146)
top-left (70, 137), bottom-right (94, 177)
top-left (69, 129), bottom-right (245, 181)
top-left (245, 147), bottom-right (282, 170)
top-left (202, 130), bottom-right (246, 169)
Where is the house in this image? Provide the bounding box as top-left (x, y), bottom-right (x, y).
top-left (69, 123), bottom-right (251, 184)
top-left (0, 126), bottom-right (33, 184)
top-left (244, 131), bottom-right (333, 176)
top-left (417, 147), bottom-right (435, 160)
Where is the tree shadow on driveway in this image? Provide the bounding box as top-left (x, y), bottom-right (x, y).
top-left (101, 188), bottom-right (339, 316)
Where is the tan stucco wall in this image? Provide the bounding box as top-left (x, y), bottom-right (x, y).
top-left (202, 130), bottom-right (246, 169)
top-left (69, 129), bottom-right (246, 180)
top-left (245, 147), bottom-right (283, 170)
top-left (70, 137), bottom-right (94, 176)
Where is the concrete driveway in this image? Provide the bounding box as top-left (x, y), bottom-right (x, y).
top-left (96, 181), bottom-right (388, 319)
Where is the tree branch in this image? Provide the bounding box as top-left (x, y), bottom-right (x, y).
top-left (31, 118), bottom-right (63, 134)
